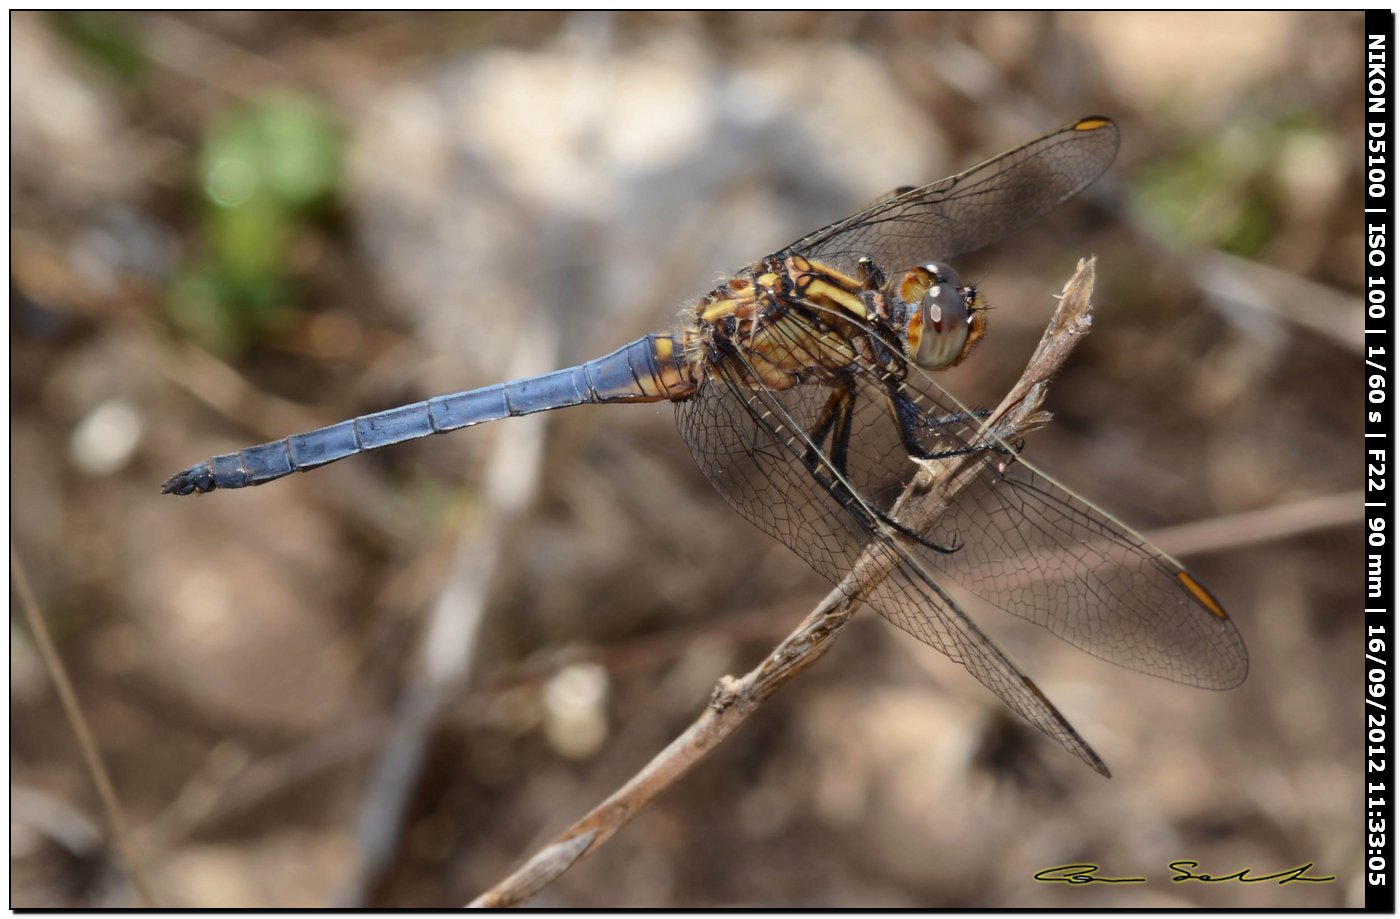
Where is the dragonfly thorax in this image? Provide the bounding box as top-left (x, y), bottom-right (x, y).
top-left (895, 262), bottom-right (985, 371)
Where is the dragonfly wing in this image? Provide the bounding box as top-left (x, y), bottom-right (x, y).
top-left (866, 547), bottom-right (1112, 776)
top-left (915, 452), bottom-right (1250, 687)
top-left (890, 366), bottom-right (1250, 689)
top-left (788, 117), bottom-right (1120, 277)
top-left (798, 338), bottom-right (1249, 690)
top-left (676, 351), bottom-right (1110, 775)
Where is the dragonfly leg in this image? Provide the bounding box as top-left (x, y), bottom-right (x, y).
top-left (889, 391), bottom-right (1012, 462)
top-left (912, 407), bottom-right (991, 429)
top-left (801, 382), bottom-right (962, 555)
top-left (803, 380), bottom-right (854, 473)
top-left (717, 342), bottom-right (962, 557)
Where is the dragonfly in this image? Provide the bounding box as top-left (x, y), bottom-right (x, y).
top-left (163, 116), bottom-right (1248, 776)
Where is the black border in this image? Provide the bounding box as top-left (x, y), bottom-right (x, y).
top-left (1365, 8), bottom-right (1395, 913)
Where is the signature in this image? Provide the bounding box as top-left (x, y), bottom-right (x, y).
top-left (1035, 861), bottom-right (1336, 886)
top-left (1167, 860), bottom-right (1336, 885)
top-left (1034, 864), bottom-right (1145, 885)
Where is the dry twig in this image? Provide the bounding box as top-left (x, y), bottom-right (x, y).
top-left (468, 258), bottom-right (1100, 907)
top-left (11, 545), bottom-right (159, 907)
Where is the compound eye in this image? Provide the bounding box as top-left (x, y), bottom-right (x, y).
top-left (911, 276), bottom-right (984, 370)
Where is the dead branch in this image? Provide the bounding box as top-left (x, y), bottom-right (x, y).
top-left (467, 258), bottom-right (1099, 908)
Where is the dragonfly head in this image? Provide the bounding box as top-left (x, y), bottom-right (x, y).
top-left (896, 263), bottom-right (986, 370)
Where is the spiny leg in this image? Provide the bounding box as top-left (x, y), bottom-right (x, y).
top-left (803, 379), bottom-right (854, 473)
top-left (888, 388), bottom-right (1009, 463)
top-left (798, 383), bottom-right (963, 555)
top-left (880, 386), bottom-right (1019, 554)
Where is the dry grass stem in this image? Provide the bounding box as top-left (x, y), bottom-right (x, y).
top-left (11, 545), bottom-right (159, 907)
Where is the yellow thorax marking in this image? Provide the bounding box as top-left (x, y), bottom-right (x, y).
top-left (700, 300), bottom-right (731, 323)
top-left (803, 277), bottom-right (869, 321)
top-left (698, 258), bottom-right (870, 325)
top-left (789, 258), bottom-right (868, 321)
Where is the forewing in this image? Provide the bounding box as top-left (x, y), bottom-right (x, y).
top-left (788, 117), bottom-right (1119, 277)
top-left (794, 338), bottom-right (1249, 690)
top-left (890, 367), bottom-right (1250, 690)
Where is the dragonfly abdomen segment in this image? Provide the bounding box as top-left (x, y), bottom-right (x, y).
top-left (161, 334), bottom-right (691, 495)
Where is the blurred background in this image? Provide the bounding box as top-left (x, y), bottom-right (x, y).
top-left (10, 11), bottom-right (1364, 907)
